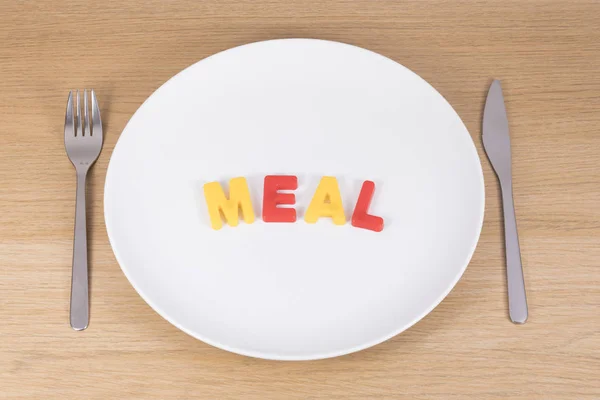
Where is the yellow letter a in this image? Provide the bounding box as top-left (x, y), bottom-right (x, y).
top-left (203, 177), bottom-right (256, 230)
top-left (304, 176), bottom-right (346, 225)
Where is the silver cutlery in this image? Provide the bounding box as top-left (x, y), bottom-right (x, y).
top-left (482, 80), bottom-right (528, 324)
top-left (64, 90), bottom-right (103, 330)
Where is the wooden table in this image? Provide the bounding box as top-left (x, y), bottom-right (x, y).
top-left (1, 1), bottom-right (598, 398)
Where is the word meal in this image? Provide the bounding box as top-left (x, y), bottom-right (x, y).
top-left (203, 176), bottom-right (384, 232)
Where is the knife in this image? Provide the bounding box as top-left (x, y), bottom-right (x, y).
top-left (482, 80), bottom-right (528, 324)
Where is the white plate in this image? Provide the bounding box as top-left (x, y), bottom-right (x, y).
top-left (105, 39), bottom-right (484, 360)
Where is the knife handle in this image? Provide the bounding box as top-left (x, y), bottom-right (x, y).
top-left (500, 178), bottom-right (528, 324)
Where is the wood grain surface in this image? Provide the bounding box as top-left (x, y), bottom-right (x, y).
top-left (1, 1), bottom-right (598, 398)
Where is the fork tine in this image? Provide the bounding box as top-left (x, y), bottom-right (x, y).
top-left (91, 90), bottom-right (102, 139)
top-left (84, 89), bottom-right (91, 136)
top-left (76, 90), bottom-right (83, 136)
top-left (64, 91), bottom-right (74, 138)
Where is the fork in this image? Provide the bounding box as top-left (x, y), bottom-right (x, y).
top-left (64, 90), bottom-right (103, 330)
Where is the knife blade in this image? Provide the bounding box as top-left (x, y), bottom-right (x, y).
top-left (482, 80), bottom-right (528, 324)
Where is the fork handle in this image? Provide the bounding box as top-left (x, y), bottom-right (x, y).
top-left (70, 170), bottom-right (89, 330)
top-left (500, 178), bottom-right (528, 324)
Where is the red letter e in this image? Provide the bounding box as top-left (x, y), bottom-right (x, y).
top-left (262, 175), bottom-right (298, 223)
